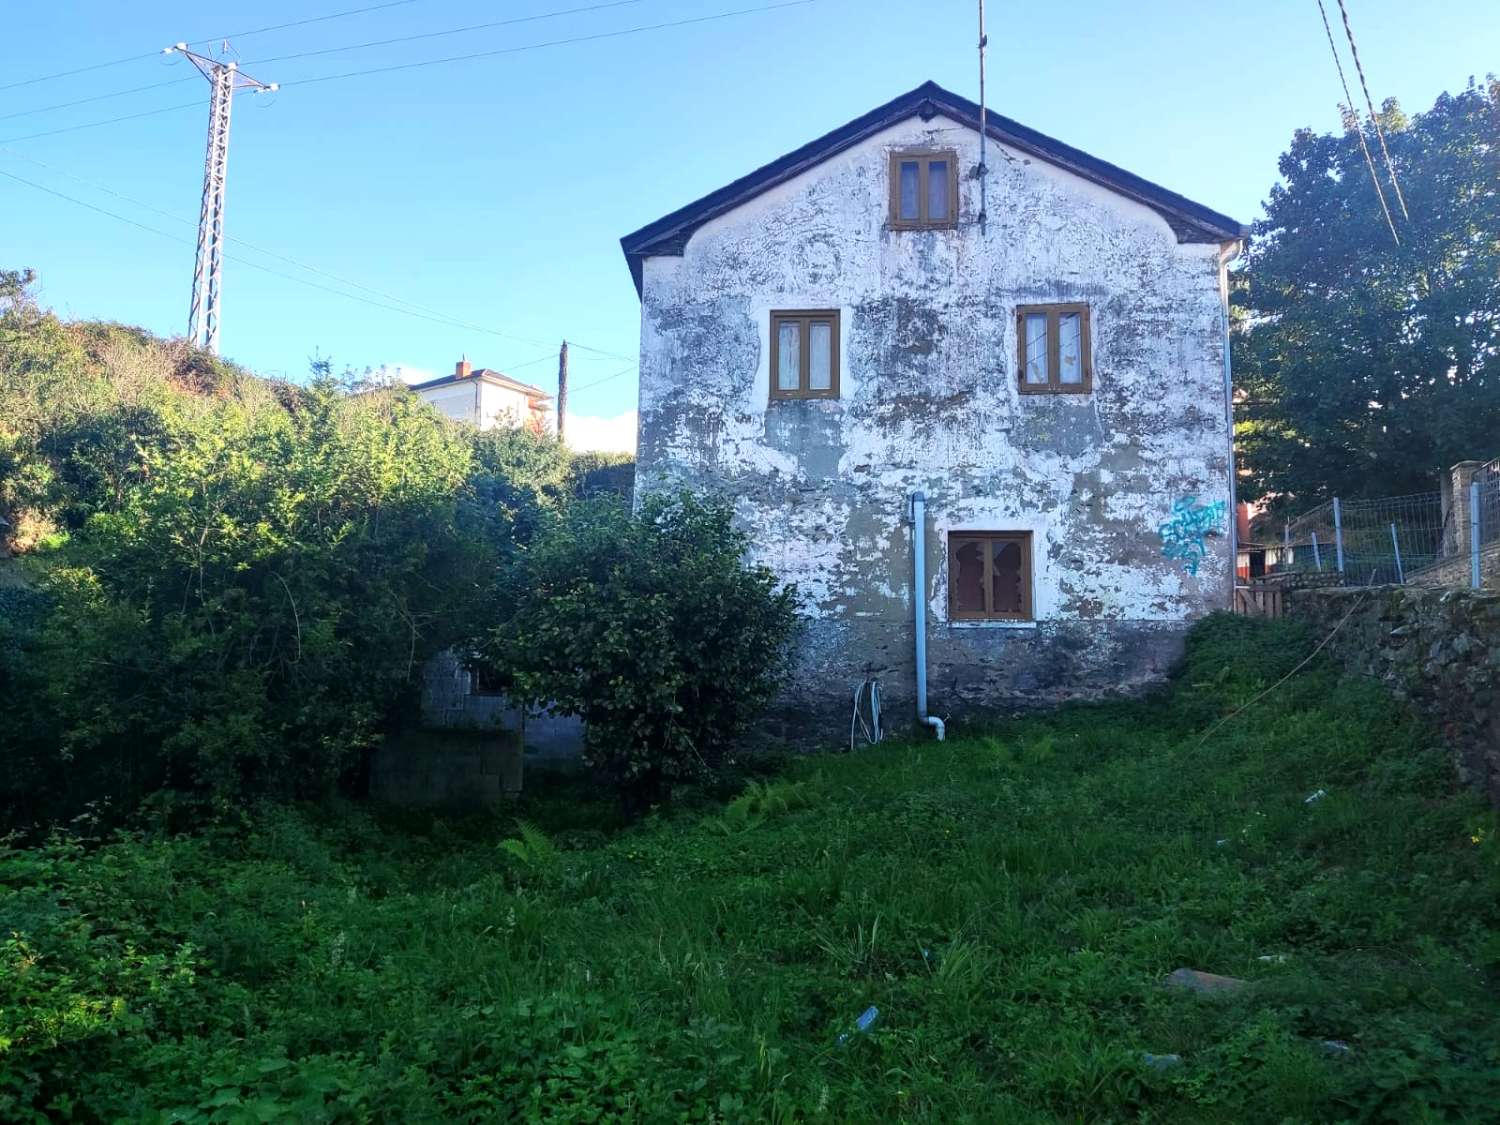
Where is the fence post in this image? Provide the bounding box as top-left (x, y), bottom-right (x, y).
top-left (1472, 480), bottom-right (1483, 589)
top-left (1390, 523), bottom-right (1404, 584)
top-left (1332, 497), bottom-right (1346, 575)
top-left (1311, 531), bottom-right (1322, 571)
top-left (1283, 522), bottom-right (1290, 572)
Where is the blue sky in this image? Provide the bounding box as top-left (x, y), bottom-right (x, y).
top-left (2, 0), bottom-right (1496, 447)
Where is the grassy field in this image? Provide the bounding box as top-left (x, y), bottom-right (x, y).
top-left (4, 616), bottom-right (1499, 1122)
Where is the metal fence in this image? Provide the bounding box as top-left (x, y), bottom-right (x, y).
top-left (1259, 458), bottom-right (1497, 590)
top-left (1478, 459), bottom-right (1500, 557)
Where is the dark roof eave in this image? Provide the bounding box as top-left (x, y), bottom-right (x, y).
top-left (620, 80), bottom-right (1248, 297)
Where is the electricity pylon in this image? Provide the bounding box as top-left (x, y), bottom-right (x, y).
top-left (166, 43), bottom-right (276, 355)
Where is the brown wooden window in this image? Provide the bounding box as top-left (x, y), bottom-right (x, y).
top-left (949, 531), bottom-right (1033, 621)
top-left (1016, 303), bottom-right (1092, 394)
top-left (769, 310), bottom-right (840, 400)
top-left (889, 150), bottom-right (957, 230)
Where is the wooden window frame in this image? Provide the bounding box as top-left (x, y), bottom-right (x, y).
top-left (948, 531), bottom-right (1034, 622)
top-left (888, 149), bottom-right (959, 230)
top-left (768, 309), bottom-right (841, 401)
top-left (1016, 303), bottom-right (1093, 394)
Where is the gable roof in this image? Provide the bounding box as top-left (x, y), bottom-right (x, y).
top-left (620, 80), bottom-right (1248, 296)
top-left (410, 369), bottom-right (551, 400)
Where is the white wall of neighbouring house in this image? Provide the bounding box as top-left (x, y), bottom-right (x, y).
top-left (415, 382), bottom-right (479, 425)
top-left (477, 381), bottom-right (540, 430)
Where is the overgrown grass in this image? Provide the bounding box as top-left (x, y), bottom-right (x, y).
top-left (4, 616), bottom-right (1499, 1121)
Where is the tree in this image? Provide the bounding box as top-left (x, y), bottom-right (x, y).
top-left (1233, 79), bottom-right (1500, 511)
top-left (489, 492), bottom-right (801, 812)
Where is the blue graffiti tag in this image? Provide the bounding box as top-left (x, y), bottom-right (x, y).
top-left (1159, 496), bottom-right (1226, 576)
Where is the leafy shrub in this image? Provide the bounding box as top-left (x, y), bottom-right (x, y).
top-left (491, 491), bottom-right (800, 811)
top-left (567, 450), bottom-right (635, 498)
top-left (1, 380), bottom-right (488, 825)
top-left (465, 424), bottom-right (575, 551)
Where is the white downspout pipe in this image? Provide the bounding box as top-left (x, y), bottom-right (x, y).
top-left (910, 492), bottom-right (945, 741)
top-left (1219, 239), bottom-right (1243, 603)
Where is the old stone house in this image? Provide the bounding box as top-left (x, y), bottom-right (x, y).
top-left (621, 81), bottom-right (1248, 738)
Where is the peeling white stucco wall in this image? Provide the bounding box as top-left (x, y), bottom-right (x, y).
top-left (635, 114), bottom-right (1236, 733)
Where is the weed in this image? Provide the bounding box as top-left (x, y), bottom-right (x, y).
top-left (498, 819), bottom-right (562, 872)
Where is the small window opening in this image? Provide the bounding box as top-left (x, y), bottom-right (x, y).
top-left (769, 310), bottom-right (840, 400)
top-left (1016, 303), bottom-right (1093, 394)
top-left (948, 531), bottom-right (1033, 621)
top-left (890, 150), bottom-right (957, 230)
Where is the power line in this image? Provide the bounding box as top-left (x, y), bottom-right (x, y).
top-left (247, 0), bottom-right (649, 66)
top-left (205, 0), bottom-right (425, 46)
top-left (0, 1), bottom-right (814, 365)
top-left (496, 351), bottom-right (563, 373)
top-left (0, 0), bottom-right (816, 153)
top-left (1333, 0), bottom-right (1409, 220)
top-left (499, 349), bottom-right (627, 371)
top-left (0, 78), bottom-right (194, 123)
top-left (1314, 0), bottom-right (1398, 246)
top-left (0, 0), bottom-right (650, 127)
top-left (0, 165), bottom-right (457, 324)
top-left (0, 99), bottom-right (208, 146)
top-left (0, 0), bottom-right (428, 93)
top-left (0, 161), bottom-right (634, 364)
top-left (569, 363), bottom-right (638, 395)
top-left (0, 52), bottom-right (160, 95)
top-left (281, 0), bottom-right (818, 90)
top-left (0, 166), bottom-right (195, 243)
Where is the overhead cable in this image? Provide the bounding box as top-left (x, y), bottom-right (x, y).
top-left (1334, 0), bottom-right (1409, 219)
top-left (1314, 0), bottom-right (1399, 245)
top-left (0, 160), bottom-right (634, 364)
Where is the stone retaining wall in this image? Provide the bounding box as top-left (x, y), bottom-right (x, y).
top-left (1408, 540), bottom-right (1500, 590)
top-left (1287, 586), bottom-right (1500, 805)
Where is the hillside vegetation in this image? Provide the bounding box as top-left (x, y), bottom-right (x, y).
top-left (0, 275), bottom-right (597, 825)
top-left (4, 617), bottom-right (1498, 1122)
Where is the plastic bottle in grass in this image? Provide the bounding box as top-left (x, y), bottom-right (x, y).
top-left (836, 1006), bottom-right (879, 1046)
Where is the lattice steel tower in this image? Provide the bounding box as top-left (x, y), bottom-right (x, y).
top-left (166, 43), bottom-right (276, 354)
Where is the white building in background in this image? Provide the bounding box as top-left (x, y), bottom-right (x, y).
top-left (411, 357), bottom-right (552, 432)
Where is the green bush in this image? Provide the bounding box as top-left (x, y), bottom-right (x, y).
top-left (1, 273), bottom-right (669, 832)
top-left (1, 380), bottom-right (489, 825)
top-left (567, 450), bottom-right (635, 498)
top-left (491, 491), bottom-right (800, 810)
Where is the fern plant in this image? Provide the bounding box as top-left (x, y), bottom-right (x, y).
top-left (498, 820), bottom-right (561, 871)
top-left (710, 777), bottom-right (818, 835)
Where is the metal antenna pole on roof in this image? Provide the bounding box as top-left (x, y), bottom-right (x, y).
top-left (977, 0), bottom-right (989, 231)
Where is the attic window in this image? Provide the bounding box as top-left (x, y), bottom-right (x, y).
top-left (949, 531), bottom-right (1033, 621)
top-left (890, 149), bottom-right (957, 230)
top-left (769, 310), bottom-right (840, 400)
top-left (1017, 303), bottom-right (1092, 394)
